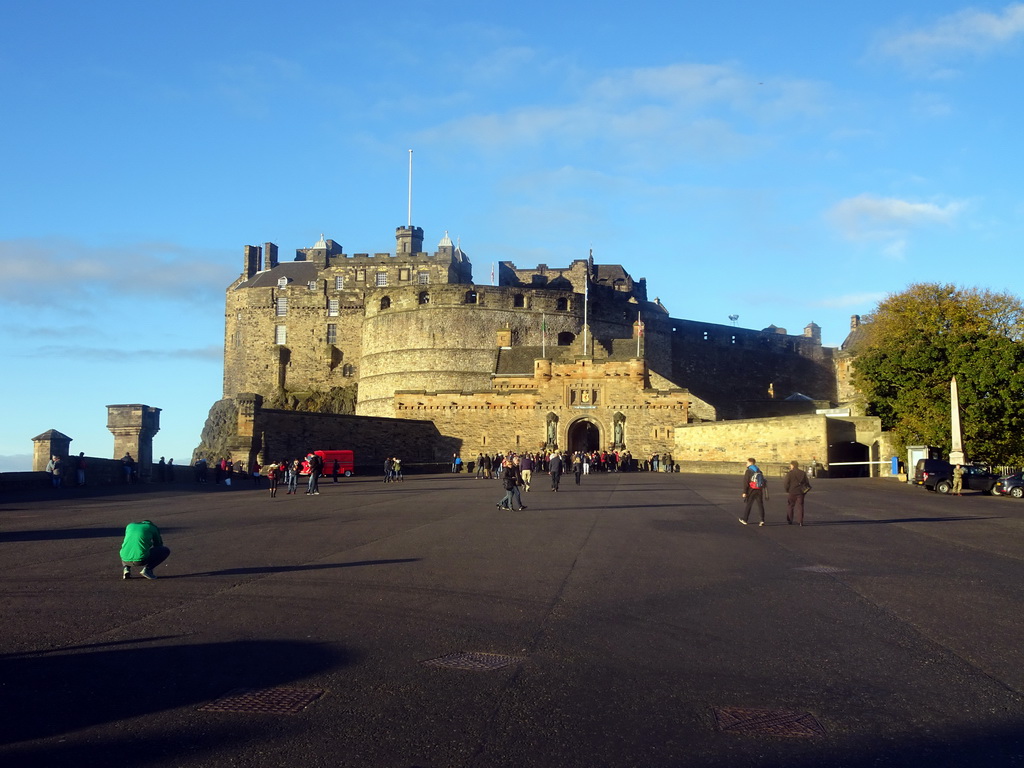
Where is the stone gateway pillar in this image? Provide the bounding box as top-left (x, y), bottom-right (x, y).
top-left (106, 404), bottom-right (161, 481)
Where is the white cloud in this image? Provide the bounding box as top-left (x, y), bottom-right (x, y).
top-left (417, 62), bottom-right (826, 163)
top-left (14, 344), bottom-right (223, 362)
top-left (0, 239), bottom-right (235, 309)
top-left (826, 194), bottom-right (965, 240)
top-left (812, 292), bottom-right (889, 309)
top-left (876, 3), bottom-right (1024, 70)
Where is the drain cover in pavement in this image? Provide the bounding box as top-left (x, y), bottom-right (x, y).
top-left (795, 565), bottom-right (847, 574)
top-left (712, 707), bottom-right (826, 737)
top-left (198, 686), bottom-right (325, 714)
top-left (421, 652), bottom-right (522, 671)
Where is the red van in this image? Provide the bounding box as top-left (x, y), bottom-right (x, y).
top-left (301, 450), bottom-right (355, 477)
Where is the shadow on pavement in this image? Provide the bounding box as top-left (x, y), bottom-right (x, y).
top-left (813, 516), bottom-right (1000, 525)
top-left (181, 557), bottom-right (421, 578)
top-left (0, 638), bottom-right (348, 748)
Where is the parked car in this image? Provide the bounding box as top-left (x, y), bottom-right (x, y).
top-left (913, 459), bottom-right (999, 494)
top-left (993, 473), bottom-right (1024, 499)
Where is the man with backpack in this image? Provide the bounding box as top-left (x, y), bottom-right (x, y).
top-left (740, 457), bottom-right (767, 526)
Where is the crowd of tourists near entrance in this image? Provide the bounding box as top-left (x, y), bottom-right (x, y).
top-left (470, 449), bottom-right (649, 479)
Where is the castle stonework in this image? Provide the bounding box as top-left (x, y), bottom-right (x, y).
top-left (216, 225), bottom-right (847, 465)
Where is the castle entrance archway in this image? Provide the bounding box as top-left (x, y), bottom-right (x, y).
top-left (567, 420), bottom-right (600, 453)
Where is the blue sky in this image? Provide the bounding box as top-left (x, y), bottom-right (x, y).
top-left (2, 1), bottom-right (1022, 470)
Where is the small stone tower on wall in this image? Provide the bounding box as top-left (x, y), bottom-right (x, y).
top-left (107, 404), bottom-right (161, 480)
top-left (31, 429), bottom-right (73, 471)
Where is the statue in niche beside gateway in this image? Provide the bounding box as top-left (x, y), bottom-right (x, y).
top-left (613, 412), bottom-right (625, 449)
top-left (546, 412), bottom-right (559, 448)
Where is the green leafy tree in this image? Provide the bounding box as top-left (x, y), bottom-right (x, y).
top-left (852, 283), bottom-right (1024, 464)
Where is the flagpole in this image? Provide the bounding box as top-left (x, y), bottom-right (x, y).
top-left (583, 250), bottom-right (590, 355)
top-left (407, 150), bottom-right (413, 227)
top-left (637, 311), bottom-right (642, 357)
top-left (542, 312), bottom-right (547, 358)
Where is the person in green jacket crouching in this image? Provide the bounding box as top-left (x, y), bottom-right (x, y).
top-left (120, 520), bottom-right (170, 580)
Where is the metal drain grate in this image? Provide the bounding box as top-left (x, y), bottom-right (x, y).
top-left (795, 565), bottom-right (847, 574)
top-left (198, 686), bottom-right (325, 714)
top-left (713, 707), bottom-right (826, 737)
top-left (421, 652), bottom-right (522, 671)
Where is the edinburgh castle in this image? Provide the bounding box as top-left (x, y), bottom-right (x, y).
top-left (198, 222), bottom-right (872, 472)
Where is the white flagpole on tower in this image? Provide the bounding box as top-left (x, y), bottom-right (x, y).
top-left (407, 150), bottom-right (413, 227)
top-left (583, 249), bottom-right (590, 355)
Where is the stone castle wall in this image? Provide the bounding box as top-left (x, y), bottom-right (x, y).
top-left (252, 408), bottom-right (457, 468)
top-left (673, 414), bottom-right (891, 477)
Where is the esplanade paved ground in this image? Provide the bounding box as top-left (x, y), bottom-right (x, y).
top-left (2, 471), bottom-right (1024, 767)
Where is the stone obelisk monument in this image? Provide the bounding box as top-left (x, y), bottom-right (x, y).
top-left (949, 377), bottom-right (965, 465)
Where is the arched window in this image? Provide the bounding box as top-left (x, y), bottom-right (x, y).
top-left (556, 297), bottom-right (569, 311)
top-left (513, 293), bottom-right (525, 308)
top-left (464, 290), bottom-right (478, 304)
top-left (557, 332), bottom-right (575, 346)
top-left (380, 296), bottom-right (391, 310)
top-left (418, 291), bottom-right (430, 305)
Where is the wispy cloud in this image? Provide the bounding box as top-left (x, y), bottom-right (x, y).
top-left (825, 194), bottom-right (966, 252)
top-left (0, 238), bottom-right (235, 309)
top-left (418, 62), bottom-right (827, 164)
top-left (812, 292), bottom-right (888, 309)
top-left (874, 3), bottom-right (1024, 72)
top-left (15, 344), bottom-right (223, 362)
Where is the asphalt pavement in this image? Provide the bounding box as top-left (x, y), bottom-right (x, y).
top-left (2, 471), bottom-right (1023, 767)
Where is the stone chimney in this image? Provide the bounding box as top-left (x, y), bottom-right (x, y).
top-left (265, 242), bottom-right (279, 269)
top-left (244, 245), bottom-right (261, 278)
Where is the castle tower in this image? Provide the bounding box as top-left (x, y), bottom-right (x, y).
top-left (32, 429), bottom-right (73, 471)
top-left (396, 225), bottom-right (424, 254)
top-left (106, 404), bottom-right (161, 480)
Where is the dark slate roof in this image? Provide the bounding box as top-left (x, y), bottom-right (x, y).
top-left (237, 261), bottom-right (319, 289)
top-left (495, 346), bottom-right (547, 375)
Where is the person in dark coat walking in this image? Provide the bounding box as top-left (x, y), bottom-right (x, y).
top-left (783, 460), bottom-right (811, 525)
top-left (548, 452), bottom-right (563, 491)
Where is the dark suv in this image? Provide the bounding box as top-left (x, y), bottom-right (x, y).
top-left (913, 459), bottom-right (999, 494)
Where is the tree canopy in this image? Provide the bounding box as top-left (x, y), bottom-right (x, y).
top-left (851, 283), bottom-right (1024, 465)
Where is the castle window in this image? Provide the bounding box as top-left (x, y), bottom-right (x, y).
top-left (418, 291), bottom-right (430, 305)
top-left (335, 275), bottom-right (344, 290)
top-left (307, 280), bottom-right (317, 291)
top-left (342, 363), bottom-right (355, 377)
top-left (513, 293), bottom-right (525, 308)
top-left (380, 296), bottom-right (391, 310)
top-left (556, 297), bottom-right (569, 311)
top-left (326, 324), bottom-right (337, 344)
top-left (276, 297), bottom-right (288, 317)
top-left (328, 299), bottom-right (339, 317)
top-left (418, 272), bottom-right (429, 285)
top-left (703, 331), bottom-right (708, 341)
top-left (464, 290), bottom-right (477, 304)
top-left (375, 271), bottom-right (388, 287)
top-left (275, 325), bottom-right (287, 345)
top-left (277, 277), bottom-right (288, 288)
top-left (399, 268), bottom-right (410, 281)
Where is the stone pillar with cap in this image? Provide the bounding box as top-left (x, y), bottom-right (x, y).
top-left (106, 404), bottom-right (161, 481)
